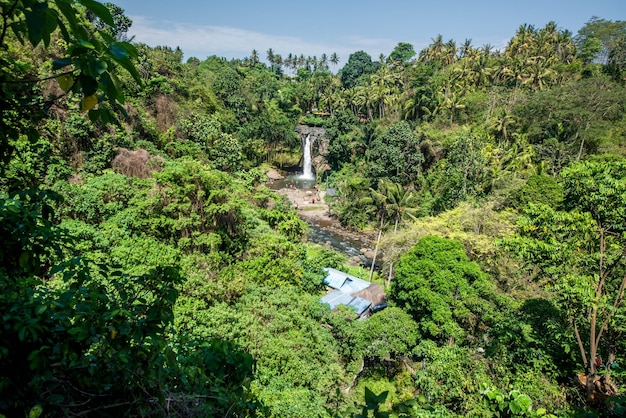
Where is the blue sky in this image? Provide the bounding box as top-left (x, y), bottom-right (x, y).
top-left (112, 0), bottom-right (624, 65)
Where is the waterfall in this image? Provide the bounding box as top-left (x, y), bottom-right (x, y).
top-left (300, 133), bottom-right (315, 180)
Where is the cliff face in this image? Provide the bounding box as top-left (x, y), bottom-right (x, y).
top-left (295, 124), bottom-right (330, 176)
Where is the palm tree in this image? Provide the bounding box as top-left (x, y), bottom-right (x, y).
top-left (274, 54), bottom-right (283, 69)
top-left (266, 48), bottom-right (275, 65)
top-left (355, 81), bottom-right (376, 120)
top-left (480, 43), bottom-right (494, 57)
top-left (460, 38), bottom-right (473, 58)
top-left (370, 65), bottom-right (400, 118)
top-left (319, 53), bottom-right (328, 70)
top-left (319, 76), bottom-right (341, 115)
top-left (488, 109), bottom-right (515, 141)
top-left (342, 87), bottom-right (359, 117)
top-left (438, 87), bottom-right (466, 126)
top-left (330, 52), bottom-right (340, 69)
top-left (364, 179), bottom-right (419, 282)
top-left (250, 49), bottom-right (259, 67)
top-left (444, 39), bottom-right (458, 66)
top-left (285, 53), bottom-right (294, 74)
top-left (431, 34), bottom-right (445, 59)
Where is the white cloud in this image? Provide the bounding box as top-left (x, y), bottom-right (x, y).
top-left (128, 16), bottom-right (396, 63)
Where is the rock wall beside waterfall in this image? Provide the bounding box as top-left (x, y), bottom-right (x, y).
top-left (295, 124), bottom-right (330, 177)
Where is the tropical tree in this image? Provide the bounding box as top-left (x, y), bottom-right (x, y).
top-left (504, 161), bottom-right (626, 405)
top-left (488, 109), bottom-right (516, 141)
top-left (373, 179), bottom-right (420, 285)
top-left (319, 53), bottom-right (328, 70)
top-left (368, 121), bottom-right (423, 185)
top-left (340, 50), bottom-right (379, 89)
top-left (575, 17), bottom-right (626, 65)
top-left (250, 49), bottom-right (259, 66)
top-left (419, 34), bottom-right (446, 66)
top-left (86, 1), bottom-right (133, 41)
top-left (0, 0), bottom-right (141, 166)
top-left (428, 132), bottom-right (488, 212)
top-left (370, 65), bottom-right (399, 118)
top-left (354, 80), bottom-right (376, 120)
top-left (391, 236), bottom-right (501, 345)
top-left (388, 42), bottom-right (416, 65)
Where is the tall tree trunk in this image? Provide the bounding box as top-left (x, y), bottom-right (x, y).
top-left (369, 218), bottom-right (383, 282)
top-left (387, 217), bottom-right (399, 287)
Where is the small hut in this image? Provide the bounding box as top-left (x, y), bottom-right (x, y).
top-left (320, 268), bottom-right (387, 318)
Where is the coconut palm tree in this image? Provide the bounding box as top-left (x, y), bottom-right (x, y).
top-left (363, 179), bottom-right (419, 281)
top-left (250, 49), bottom-right (259, 67)
top-left (343, 87), bottom-right (359, 117)
top-left (370, 66), bottom-right (398, 118)
top-left (488, 109), bottom-right (516, 141)
top-left (355, 81), bottom-right (376, 120)
top-left (460, 38), bottom-right (473, 58)
top-left (266, 48), bottom-right (275, 65)
top-left (330, 52), bottom-right (340, 68)
top-left (444, 39), bottom-right (458, 66)
top-left (320, 53), bottom-right (328, 70)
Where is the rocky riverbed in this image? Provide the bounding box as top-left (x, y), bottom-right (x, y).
top-left (268, 172), bottom-right (376, 265)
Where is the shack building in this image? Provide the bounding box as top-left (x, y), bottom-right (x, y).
top-left (320, 268), bottom-right (386, 318)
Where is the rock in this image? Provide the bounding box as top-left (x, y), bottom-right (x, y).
top-left (360, 248), bottom-right (376, 260)
top-left (266, 169), bottom-right (284, 180)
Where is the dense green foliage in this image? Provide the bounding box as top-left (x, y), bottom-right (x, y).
top-left (392, 236), bottom-right (502, 345)
top-left (1, 1), bottom-right (626, 416)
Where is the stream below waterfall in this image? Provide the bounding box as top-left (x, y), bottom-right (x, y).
top-left (267, 173), bottom-right (376, 266)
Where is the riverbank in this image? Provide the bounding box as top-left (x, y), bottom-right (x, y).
top-left (273, 185), bottom-right (376, 265)
top-left (275, 186), bottom-right (329, 222)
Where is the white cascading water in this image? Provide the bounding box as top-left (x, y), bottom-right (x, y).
top-left (300, 133), bottom-right (315, 180)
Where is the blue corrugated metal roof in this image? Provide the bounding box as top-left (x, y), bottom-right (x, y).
top-left (320, 291), bottom-right (372, 315)
top-left (323, 268), bottom-right (370, 292)
top-left (321, 268), bottom-right (373, 316)
top-left (320, 291), bottom-right (354, 309)
top-left (348, 296), bottom-right (372, 315)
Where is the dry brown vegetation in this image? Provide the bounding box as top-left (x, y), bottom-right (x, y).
top-left (111, 147), bottom-right (164, 178)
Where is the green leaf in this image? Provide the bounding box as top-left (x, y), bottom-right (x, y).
top-left (109, 43), bottom-right (128, 60)
top-left (100, 71), bottom-right (122, 102)
top-left (19, 251), bottom-right (31, 269)
top-left (18, 326), bottom-right (27, 341)
top-left (77, 0), bottom-right (115, 27)
top-left (116, 56), bottom-right (142, 84)
top-left (57, 73), bottom-right (74, 92)
top-left (82, 93), bottom-right (98, 111)
top-left (91, 58), bottom-right (108, 75)
top-left (364, 387), bottom-right (377, 406)
top-left (54, 0), bottom-right (88, 40)
top-left (509, 393), bottom-right (532, 414)
top-left (24, 4), bottom-right (47, 46)
top-left (28, 404), bottom-right (43, 418)
top-left (67, 327), bottom-right (82, 335)
top-left (24, 4), bottom-right (59, 47)
top-left (52, 58), bottom-right (73, 70)
top-left (76, 39), bottom-right (95, 49)
top-left (78, 74), bottom-right (98, 96)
